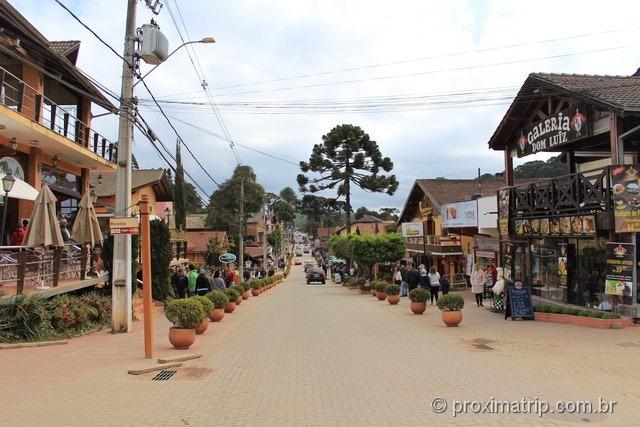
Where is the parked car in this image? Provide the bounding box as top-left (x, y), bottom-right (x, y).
top-left (294, 259), bottom-right (302, 265)
top-left (306, 268), bottom-right (326, 284)
top-left (296, 248), bottom-right (303, 257)
top-left (303, 261), bottom-right (314, 272)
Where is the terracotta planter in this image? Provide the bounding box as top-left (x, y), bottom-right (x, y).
top-left (534, 312), bottom-right (630, 329)
top-left (371, 289), bottom-right (377, 296)
top-left (251, 289), bottom-right (260, 296)
top-left (195, 318), bottom-right (209, 335)
top-left (225, 302), bottom-right (237, 313)
top-left (387, 294), bottom-right (400, 305)
top-left (236, 297), bottom-right (242, 305)
top-left (377, 292), bottom-right (387, 301)
top-left (168, 327), bottom-right (196, 349)
top-left (242, 291), bottom-right (250, 300)
top-left (442, 310), bottom-right (463, 327)
top-left (210, 308), bottom-right (225, 322)
top-left (410, 301), bottom-right (427, 314)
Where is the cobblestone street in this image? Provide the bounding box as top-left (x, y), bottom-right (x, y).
top-left (2, 262), bottom-right (640, 426)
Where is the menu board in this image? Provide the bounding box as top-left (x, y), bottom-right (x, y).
top-left (611, 165), bottom-right (640, 233)
top-left (605, 242), bottom-right (634, 297)
top-left (506, 280), bottom-right (535, 320)
top-left (514, 214), bottom-right (595, 236)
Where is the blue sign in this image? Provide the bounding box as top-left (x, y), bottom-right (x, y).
top-left (219, 252), bottom-right (237, 264)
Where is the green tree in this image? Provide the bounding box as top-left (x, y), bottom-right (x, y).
top-left (378, 207), bottom-right (399, 221)
top-left (279, 187), bottom-right (299, 207)
top-left (184, 182), bottom-right (203, 214)
top-left (174, 140), bottom-right (186, 231)
top-left (351, 233), bottom-right (406, 278)
top-left (329, 234), bottom-right (352, 261)
top-left (205, 236), bottom-right (224, 267)
top-left (514, 155), bottom-right (565, 178)
top-left (297, 124), bottom-right (398, 235)
top-left (150, 219), bottom-right (173, 301)
top-left (354, 206), bottom-right (379, 220)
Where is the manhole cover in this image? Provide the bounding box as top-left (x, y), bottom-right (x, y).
top-left (152, 370), bottom-right (177, 381)
top-left (473, 343), bottom-right (494, 350)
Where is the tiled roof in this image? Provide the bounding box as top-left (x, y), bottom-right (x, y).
top-left (530, 73), bottom-right (640, 112)
top-left (245, 246), bottom-right (269, 258)
top-left (357, 214), bottom-right (382, 223)
top-left (416, 179), bottom-right (506, 208)
top-left (90, 169), bottom-right (169, 197)
top-left (186, 230), bottom-right (228, 253)
top-left (49, 40), bottom-right (80, 57)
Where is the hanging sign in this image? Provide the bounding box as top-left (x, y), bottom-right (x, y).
top-left (516, 104), bottom-right (589, 157)
top-left (109, 217), bottom-right (139, 235)
top-left (219, 252), bottom-right (237, 264)
top-left (611, 165), bottom-right (640, 233)
top-left (441, 200), bottom-right (477, 228)
top-left (604, 242), bottom-right (634, 297)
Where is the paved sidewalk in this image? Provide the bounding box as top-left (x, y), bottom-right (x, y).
top-left (1, 262), bottom-right (639, 426)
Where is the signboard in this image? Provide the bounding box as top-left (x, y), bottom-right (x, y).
top-left (611, 165), bottom-right (640, 233)
top-left (516, 104), bottom-right (589, 157)
top-left (506, 280), bottom-right (534, 320)
top-left (498, 189), bottom-right (510, 235)
top-left (558, 243), bottom-right (568, 286)
top-left (605, 242), bottom-right (634, 297)
top-left (170, 229), bottom-right (187, 242)
top-left (401, 222), bottom-right (424, 237)
top-left (219, 252), bottom-right (237, 264)
top-left (514, 214), bottom-right (595, 236)
top-left (109, 217), bottom-right (139, 235)
top-left (441, 200), bottom-right (477, 228)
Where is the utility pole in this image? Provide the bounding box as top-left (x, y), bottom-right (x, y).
top-left (238, 178), bottom-right (244, 280)
top-left (262, 206), bottom-right (268, 269)
top-left (112, 0), bottom-right (137, 332)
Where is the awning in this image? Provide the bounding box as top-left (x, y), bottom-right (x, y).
top-left (0, 173), bottom-right (39, 201)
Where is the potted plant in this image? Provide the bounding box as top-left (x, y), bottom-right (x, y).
top-left (353, 277), bottom-right (366, 290)
top-left (241, 282), bottom-right (251, 300)
top-left (205, 290), bottom-right (228, 321)
top-left (229, 285), bottom-right (244, 305)
top-left (385, 283), bottom-right (401, 305)
top-left (437, 293), bottom-right (464, 326)
top-left (409, 288), bottom-right (430, 314)
top-left (165, 298), bottom-right (206, 349)
top-left (250, 280), bottom-right (261, 296)
top-left (190, 296), bottom-right (214, 334)
top-left (359, 279), bottom-right (371, 294)
top-left (342, 277), bottom-right (352, 288)
top-left (225, 289), bottom-right (239, 313)
top-left (376, 282), bottom-right (388, 301)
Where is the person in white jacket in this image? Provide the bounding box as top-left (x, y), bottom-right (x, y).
top-left (470, 264), bottom-right (486, 307)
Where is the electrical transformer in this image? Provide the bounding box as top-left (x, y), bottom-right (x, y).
top-left (137, 22), bottom-right (169, 65)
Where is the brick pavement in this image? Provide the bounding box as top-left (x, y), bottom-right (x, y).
top-left (1, 261), bottom-right (640, 426)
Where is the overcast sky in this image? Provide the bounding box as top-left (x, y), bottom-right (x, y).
top-left (19, 0), bottom-right (640, 210)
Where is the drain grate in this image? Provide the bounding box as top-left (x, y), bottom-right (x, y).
top-left (152, 370), bottom-right (177, 381)
top-left (473, 343), bottom-right (494, 351)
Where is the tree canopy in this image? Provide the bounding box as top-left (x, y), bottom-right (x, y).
top-left (174, 141), bottom-right (186, 231)
top-left (297, 124), bottom-right (398, 235)
top-left (350, 233), bottom-right (406, 277)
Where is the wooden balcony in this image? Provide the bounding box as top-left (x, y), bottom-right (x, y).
top-left (405, 235), bottom-right (463, 255)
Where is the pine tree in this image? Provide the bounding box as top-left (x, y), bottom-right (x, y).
top-left (174, 140), bottom-right (187, 231)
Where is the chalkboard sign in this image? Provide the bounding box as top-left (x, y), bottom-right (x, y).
top-left (505, 280), bottom-right (535, 321)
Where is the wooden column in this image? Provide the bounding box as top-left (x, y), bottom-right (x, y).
top-left (16, 251), bottom-right (27, 295)
top-left (504, 146), bottom-right (514, 186)
top-left (610, 112), bottom-right (622, 164)
top-left (52, 247), bottom-right (62, 287)
top-left (80, 245), bottom-right (88, 280)
top-left (140, 194), bottom-right (154, 359)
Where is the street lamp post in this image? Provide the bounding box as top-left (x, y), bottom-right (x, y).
top-left (0, 172), bottom-right (16, 246)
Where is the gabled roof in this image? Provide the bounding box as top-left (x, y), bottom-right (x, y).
top-left (186, 230), bottom-right (228, 253)
top-left (91, 169), bottom-right (173, 201)
top-left (357, 214), bottom-right (382, 223)
top-left (488, 72), bottom-right (640, 150)
top-left (49, 40), bottom-right (80, 64)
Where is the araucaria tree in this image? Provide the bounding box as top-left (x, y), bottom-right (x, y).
top-left (297, 124), bottom-right (398, 234)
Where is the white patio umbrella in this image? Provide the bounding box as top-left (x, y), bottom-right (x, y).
top-left (23, 185), bottom-right (64, 247)
top-left (71, 191), bottom-right (103, 247)
top-left (0, 172), bottom-right (38, 201)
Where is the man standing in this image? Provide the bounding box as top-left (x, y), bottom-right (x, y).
top-left (172, 267), bottom-right (189, 299)
top-left (406, 262), bottom-right (420, 294)
top-left (187, 264), bottom-right (198, 296)
top-left (59, 218), bottom-right (71, 242)
top-left (196, 267), bottom-right (211, 296)
top-left (399, 263), bottom-right (409, 297)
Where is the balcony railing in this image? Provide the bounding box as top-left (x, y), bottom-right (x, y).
top-left (507, 166), bottom-right (612, 219)
top-left (0, 66), bottom-right (117, 163)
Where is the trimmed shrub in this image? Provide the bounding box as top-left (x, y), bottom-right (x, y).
top-left (225, 288), bottom-right (240, 303)
top-left (249, 280), bottom-right (261, 290)
top-left (229, 285), bottom-right (245, 298)
top-left (205, 290), bottom-right (229, 309)
top-left (437, 293), bottom-right (464, 311)
top-left (165, 299), bottom-right (206, 329)
top-left (355, 278), bottom-right (367, 287)
top-left (409, 287), bottom-right (430, 303)
top-left (385, 283), bottom-right (400, 296)
top-left (190, 295), bottom-right (214, 315)
top-left (242, 282), bottom-right (251, 292)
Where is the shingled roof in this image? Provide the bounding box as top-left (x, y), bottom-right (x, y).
top-left (49, 40), bottom-right (80, 58)
top-left (90, 169), bottom-right (173, 201)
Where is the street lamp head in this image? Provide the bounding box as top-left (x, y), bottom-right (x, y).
top-left (2, 172), bottom-right (15, 193)
top-left (199, 37), bottom-right (215, 44)
top-left (10, 137), bottom-right (18, 153)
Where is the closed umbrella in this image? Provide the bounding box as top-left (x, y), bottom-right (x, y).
top-left (23, 185), bottom-right (64, 247)
top-left (71, 192), bottom-right (103, 247)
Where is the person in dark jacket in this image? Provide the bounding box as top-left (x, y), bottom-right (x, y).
top-left (439, 276), bottom-right (450, 295)
top-left (172, 267), bottom-right (189, 299)
top-left (211, 270), bottom-right (227, 292)
top-left (196, 267), bottom-right (211, 296)
top-left (406, 263), bottom-right (420, 292)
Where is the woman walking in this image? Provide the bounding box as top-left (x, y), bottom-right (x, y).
top-left (427, 266), bottom-right (441, 304)
top-left (471, 264), bottom-right (486, 307)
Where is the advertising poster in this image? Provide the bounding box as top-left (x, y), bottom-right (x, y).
top-left (558, 243), bottom-right (568, 286)
top-left (498, 189), bottom-right (510, 235)
top-left (604, 242), bottom-right (634, 297)
top-left (401, 222), bottom-right (424, 237)
top-left (611, 164), bottom-right (640, 233)
top-left (442, 200), bottom-right (477, 228)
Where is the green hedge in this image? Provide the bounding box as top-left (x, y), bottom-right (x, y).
top-left (533, 304), bottom-right (620, 319)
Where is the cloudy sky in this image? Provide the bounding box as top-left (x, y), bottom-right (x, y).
top-left (18, 0), bottom-right (640, 210)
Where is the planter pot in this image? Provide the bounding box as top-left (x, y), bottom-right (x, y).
top-left (251, 289), bottom-right (260, 296)
top-left (377, 292), bottom-right (387, 301)
top-left (242, 291), bottom-right (250, 300)
top-left (534, 312), bottom-right (630, 329)
top-left (442, 310), bottom-right (463, 327)
top-left (371, 289), bottom-right (377, 296)
top-left (195, 318), bottom-right (209, 335)
top-left (387, 295), bottom-right (400, 305)
top-left (236, 297), bottom-right (242, 305)
top-left (210, 308), bottom-right (225, 322)
top-left (225, 302), bottom-right (237, 313)
top-left (168, 327), bottom-right (196, 349)
top-left (410, 301), bottom-right (427, 314)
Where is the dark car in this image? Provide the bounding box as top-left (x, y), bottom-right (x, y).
top-left (306, 268), bottom-right (326, 285)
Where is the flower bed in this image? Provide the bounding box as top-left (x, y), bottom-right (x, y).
top-left (533, 305), bottom-right (631, 329)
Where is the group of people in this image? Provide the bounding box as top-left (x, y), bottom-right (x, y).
top-left (394, 262), bottom-right (450, 304)
top-left (7, 217), bottom-right (72, 246)
top-left (171, 264), bottom-right (231, 299)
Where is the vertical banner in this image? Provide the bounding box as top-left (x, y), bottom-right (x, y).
top-left (498, 189), bottom-right (510, 235)
top-left (558, 243), bottom-right (567, 286)
top-left (611, 165), bottom-right (640, 233)
top-left (605, 242), bottom-right (634, 296)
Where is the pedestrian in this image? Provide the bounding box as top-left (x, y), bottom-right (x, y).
top-left (211, 270), bottom-right (227, 292)
top-left (471, 264), bottom-right (486, 307)
top-left (187, 264), bottom-right (198, 296)
top-left (243, 269), bottom-right (250, 283)
top-left (428, 266), bottom-right (441, 304)
top-left (172, 267), bottom-right (189, 299)
top-left (196, 267), bottom-right (211, 296)
top-left (399, 264), bottom-right (408, 297)
top-left (418, 264), bottom-right (429, 290)
top-left (439, 275), bottom-right (450, 295)
top-left (59, 218), bottom-right (71, 242)
top-left (9, 223), bottom-right (22, 246)
top-left (406, 263), bottom-right (420, 293)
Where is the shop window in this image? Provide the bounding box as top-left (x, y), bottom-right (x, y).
top-left (568, 238), bottom-right (608, 309)
top-left (531, 238), bottom-right (562, 301)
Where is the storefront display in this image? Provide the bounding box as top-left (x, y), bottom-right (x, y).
top-left (514, 214), bottom-right (596, 237)
top-left (611, 165), bottom-right (640, 233)
top-left (498, 189), bottom-right (510, 235)
top-left (605, 242), bottom-right (634, 297)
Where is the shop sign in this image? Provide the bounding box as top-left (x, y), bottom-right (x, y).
top-left (498, 189), bottom-right (510, 235)
top-left (514, 214), bottom-right (595, 236)
top-left (558, 243), bottom-right (568, 286)
top-left (506, 280), bottom-right (535, 320)
top-left (219, 252), bottom-right (237, 264)
top-left (604, 242), bottom-right (634, 297)
top-left (516, 104), bottom-right (589, 157)
top-left (401, 222), bottom-right (424, 237)
top-left (109, 217), bottom-right (139, 235)
top-left (441, 200), bottom-right (477, 228)
top-left (611, 164), bottom-right (640, 233)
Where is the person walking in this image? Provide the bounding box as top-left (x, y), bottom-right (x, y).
top-left (399, 264), bottom-right (409, 297)
top-left (428, 266), bottom-right (441, 304)
top-left (196, 267), bottom-right (211, 296)
top-left (406, 263), bottom-right (420, 293)
top-left (187, 264), bottom-right (198, 296)
top-left (471, 264), bottom-right (486, 307)
top-left (172, 267), bottom-right (189, 299)
top-left (418, 264), bottom-right (429, 290)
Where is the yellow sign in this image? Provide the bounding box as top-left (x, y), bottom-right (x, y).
top-left (170, 229), bottom-right (187, 242)
top-left (109, 217), bottom-right (139, 235)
